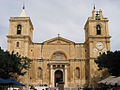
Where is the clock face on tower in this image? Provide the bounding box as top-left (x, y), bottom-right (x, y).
top-left (93, 48), bottom-right (98, 54)
top-left (102, 48), bottom-right (107, 53)
top-left (96, 42), bottom-right (104, 50)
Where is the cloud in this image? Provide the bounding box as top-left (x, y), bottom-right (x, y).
top-left (0, 0), bottom-right (120, 51)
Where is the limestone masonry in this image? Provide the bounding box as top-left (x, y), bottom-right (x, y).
top-left (7, 7), bottom-right (111, 88)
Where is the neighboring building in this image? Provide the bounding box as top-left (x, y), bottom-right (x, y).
top-left (7, 7), bottom-right (111, 88)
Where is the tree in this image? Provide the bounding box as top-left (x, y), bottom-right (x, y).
top-left (95, 51), bottom-right (120, 76)
top-left (0, 47), bottom-right (32, 79)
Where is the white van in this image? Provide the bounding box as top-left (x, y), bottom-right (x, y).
top-left (35, 86), bottom-right (49, 90)
top-left (8, 87), bottom-right (19, 90)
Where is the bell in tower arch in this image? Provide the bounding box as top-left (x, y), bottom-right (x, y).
top-left (17, 25), bottom-right (22, 34)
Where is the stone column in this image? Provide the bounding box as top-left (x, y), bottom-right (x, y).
top-left (64, 65), bottom-right (68, 87)
top-left (50, 65), bottom-right (54, 87)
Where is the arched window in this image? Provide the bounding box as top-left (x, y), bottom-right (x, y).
top-left (99, 52), bottom-right (102, 55)
top-left (38, 67), bottom-right (43, 79)
top-left (17, 25), bottom-right (22, 34)
top-left (16, 52), bottom-right (19, 54)
top-left (16, 52), bottom-right (19, 56)
top-left (75, 67), bottom-right (80, 79)
top-left (16, 42), bottom-right (19, 47)
top-left (96, 25), bottom-right (101, 35)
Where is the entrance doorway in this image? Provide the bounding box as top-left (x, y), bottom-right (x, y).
top-left (55, 70), bottom-right (63, 87)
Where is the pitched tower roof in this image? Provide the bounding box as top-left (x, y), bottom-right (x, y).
top-left (19, 5), bottom-right (27, 17)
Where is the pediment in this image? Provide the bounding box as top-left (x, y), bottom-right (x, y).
top-left (43, 37), bottom-right (75, 44)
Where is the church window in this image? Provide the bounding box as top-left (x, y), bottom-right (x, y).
top-left (16, 52), bottom-right (19, 55)
top-left (16, 42), bottom-right (19, 47)
top-left (17, 24), bottom-right (22, 34)
top-left (99, 52), bottom-right (102, 55)
top-left (96, 25), bottom-right (101, 35)
top-left (75, 67), bottom-right (80, 79)
top-left (56, 55), bottom-right (61, 60)
top-left (38, 67), bottom-right (43, 79)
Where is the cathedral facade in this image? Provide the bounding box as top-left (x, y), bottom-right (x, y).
top-left (7, 7), bottom-right (111, 88)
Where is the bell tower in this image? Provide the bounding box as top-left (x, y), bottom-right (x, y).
top-left (7, 6), bottom-right (34, 57)
top-left (84, 7), bottom-right (111, 85)
top-left (85, 8), bottom-right (111, 57)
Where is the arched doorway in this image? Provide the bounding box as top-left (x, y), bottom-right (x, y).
top-left (55, 70), bottom-right (63, 87)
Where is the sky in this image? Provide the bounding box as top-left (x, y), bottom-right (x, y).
top-left (0, 0), bottom-right (120, 51)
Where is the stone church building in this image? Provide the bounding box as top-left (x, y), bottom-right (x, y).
top-left (7, 7), bottom-right (111, 88)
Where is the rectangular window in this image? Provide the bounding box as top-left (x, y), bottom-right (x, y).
top-left (56, 55), bottom-right (61, 60)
